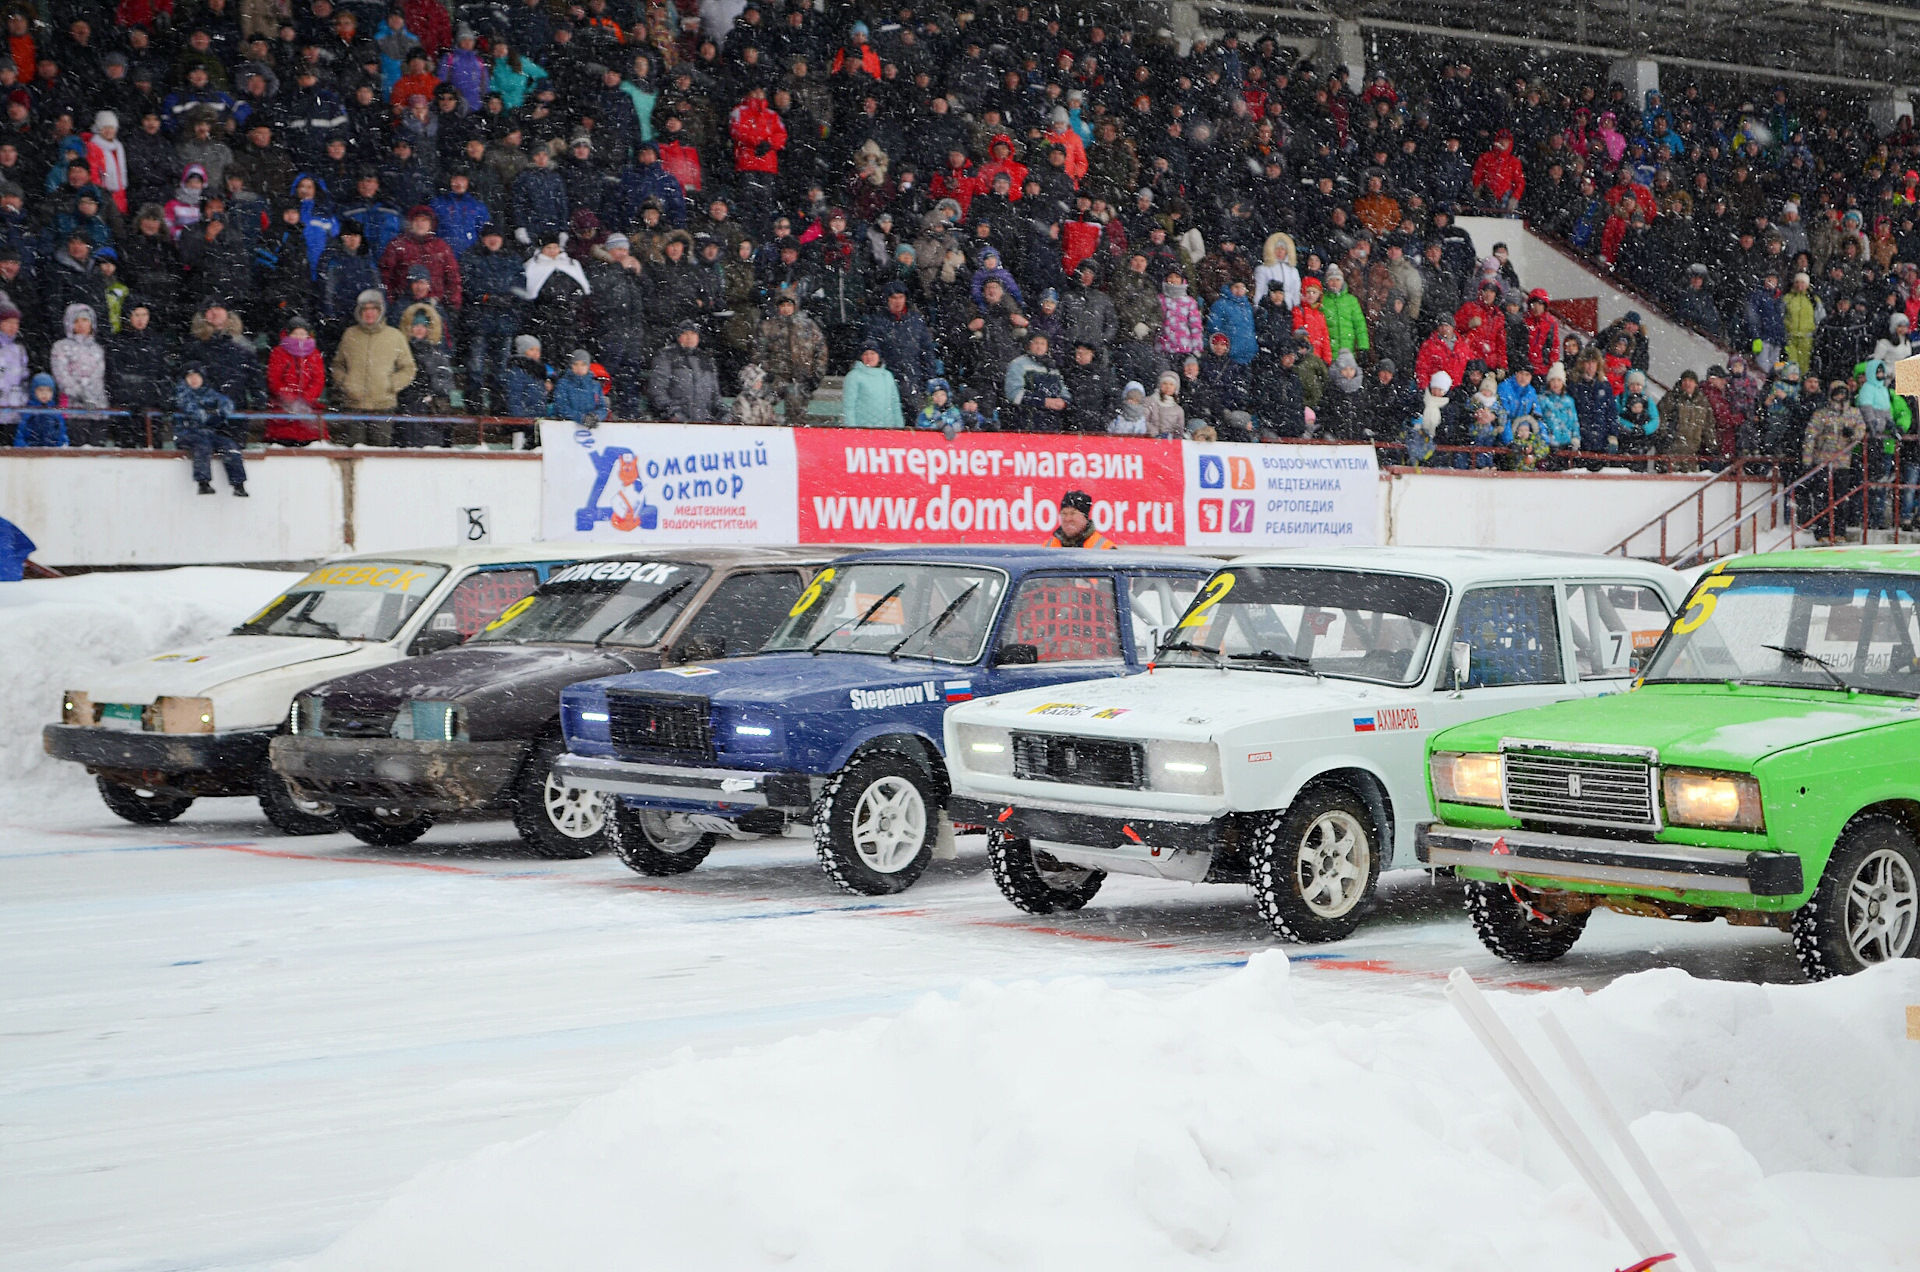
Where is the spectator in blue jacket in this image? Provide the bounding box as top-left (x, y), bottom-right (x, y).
top-left (14, 373), bottom-right (65, 446)
top-left (1496, 364), bottom-right (1541, 431)
top-left (429, 171), bottom-right (489, 257)
top-left (1744, 268), bottom-right (1787, 370)
top-left (1569, 351), bottom-right (1618, 465)
top-left (615, 144), bottom-right (687, 229)
top-left (552, 348), bottom-right (609, 424)
top-left (511, 147), bottom-right (569, 246)
top-left (173, 363), bottom-right (247, 495)
top-left (1205, 279), bottom-right (1258, 365)
top-left (316, 219), bottom-right (384, 344)
top-left (338, 173), bottom-right (403, 258)
top-left (503, 335), bottom-right (552, 417)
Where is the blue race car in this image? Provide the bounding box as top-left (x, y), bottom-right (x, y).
top-left (555, 547), bottom-right (1214, 894)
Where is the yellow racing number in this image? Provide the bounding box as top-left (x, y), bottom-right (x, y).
top-left (1671, 569), bottom-right (1735, 635)
top-left (1177, 572), bottom-right (1237, 628)
top-left (788, 568), bottom-right (836, 616)
top-left (482, 594), bottom-right (536, 633)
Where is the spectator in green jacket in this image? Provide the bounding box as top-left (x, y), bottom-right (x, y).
top-left (1322, 264), bottom-right (1370, 358)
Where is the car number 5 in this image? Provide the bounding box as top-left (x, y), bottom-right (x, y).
top-left (1672, 571), bottom-right (1734, 636)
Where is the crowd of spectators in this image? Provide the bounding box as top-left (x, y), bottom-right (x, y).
top-left (0, 0), bottom-right (1913, 523)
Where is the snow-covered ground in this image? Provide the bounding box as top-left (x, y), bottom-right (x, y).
top-left (3, 571), bottom-right (1918, 1272)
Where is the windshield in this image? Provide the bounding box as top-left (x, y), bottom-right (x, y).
top-left (1644, 568), bottom-right (1920, 697)
top-left (1159, 566), bottom-right (1448, 685)
top-left (763, 562), bottom-right (1008, 662)
top-left (235, 562), bottom-right (450, 642)
top-left (471, 560), bottom-right (711, 646)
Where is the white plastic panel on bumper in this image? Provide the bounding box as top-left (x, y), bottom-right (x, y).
top-left (1034, 838), bottom-right (1213, 883)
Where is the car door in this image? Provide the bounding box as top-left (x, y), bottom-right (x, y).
top-left (667, 568), bottom-right (811, 661)
top-left (981, 572), bottom-right (1132, 699)
top-left (1560, 580), bottom-right (1674, 696)
top-left (1122, 572), bottom-right (1207, 664)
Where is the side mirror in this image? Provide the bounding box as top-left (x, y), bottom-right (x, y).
top-left (994, 642), bottom-right (1039, 666)
top-left (1450, 641), bottom-right (1472, 690)
top-left (410, 627), bottom-right (464, 656)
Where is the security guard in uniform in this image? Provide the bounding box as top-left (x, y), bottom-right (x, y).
top-left (1042, 489), bottom-right (1118, 548)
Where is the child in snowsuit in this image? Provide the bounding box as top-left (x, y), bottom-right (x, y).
top-left (174, 364), bottom-right (247, 495)
top-left (734, 364), bottom-right (780, 427)
top-left (914, 377), bottom-right (962, 438)
top-left (399, 308), bottom-right (458, 445)
top-left (551, 348), bottom-right (610, 425)
top-left (14, 374), bottom-right (66, 446)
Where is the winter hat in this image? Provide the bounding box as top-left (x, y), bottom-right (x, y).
top-left (1376, 359), bottom-right (1396, 376)
top-left (1428, 370), bottom-right (1453, 394)
top-left (513, 334), bottom-right (541, 356)
top-left (568, 348), bottom-right (592, 365)
top-left (339, 217), bottom-right (364, 236)
top-left (603, 233), bottom-right (630, 250)
top-left (410, 311), bottom-right (432, 329)
top-left (1323, 264), bottom-right (1344, 285)
top-left (0, 302), bottom-right (18, 322)
top-left (29, 371), bottom-right (56, 393)
top-left (91, 110), bottom-right (118, 131)
top-left (406, 264), bottom-right (430, 282)
top-left (1123, 380), bottom-right (1146, 400)
top-left (1050, 106), bottom-right (1069, 125)
top-left (926, 377), bottom-right (951, 396)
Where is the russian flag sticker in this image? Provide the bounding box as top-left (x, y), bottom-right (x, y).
top-left (945, 680), bottom-right (974, 702)
top-left (1352, 715), bottom-right (1376, 732)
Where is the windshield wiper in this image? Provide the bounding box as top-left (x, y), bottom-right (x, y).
top-left (810, 583), bottom-right (904, 655)
top-left (1227, 649), bottom-right (1320, 677)
top-left (1759, 644), bottom-right (1852, 692)
top-left (594, 581), bottom-right (692, 648)
top-left (888, 582), bottom-right (980, 661)
top-left (1154, 638), bottom-right (1224, 666)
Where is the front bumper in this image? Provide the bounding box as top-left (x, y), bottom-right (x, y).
top-left (1414, 822), bottom-right (1804, 898)
top-left (43, 723), bottom-right (273, 795)
top-left (552, 753), bottom-right (817, 813)
top-left (950, 793), bottom-right (1227, 883)
top-left (269, 736), bottom-right (527, 812)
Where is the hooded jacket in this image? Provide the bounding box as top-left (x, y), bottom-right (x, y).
top-left (381, 205), bottom-right (463, 305)
top-left (331, 289), bottom-right (416, 411)
top-left (551, 363), bottom-right (609, 423)
top-left (842, 358), bottom-right (905, 430)
top-left (15, 374), bottom-right (66, 446)
top-left (50, 303), bottom-right (107, 407)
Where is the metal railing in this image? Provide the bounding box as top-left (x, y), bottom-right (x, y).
top-left (1607, 460), bottom-right (1789, 563)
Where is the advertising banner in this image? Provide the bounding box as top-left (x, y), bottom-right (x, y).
top-left (539, 421), bottom-right (799, 544)
top-left (1181, 441), bottom-right (1380, 549)
top-left (541, 422), bottom-right (1379, 549)
top-left (792, 430), bottom-right (1185, 545)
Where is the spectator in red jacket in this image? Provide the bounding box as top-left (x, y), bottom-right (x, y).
top-left (266, 316), bottom-right (327, 444)
top-left (1416, 315), bottom-right (1469, 394)
top-left (976, 135), bottom-right (1027, 202)
top-left (930, 150), bottom-right (982, 216)
top-left (1454, 281), bottom-right (1508, 370)
top-left (381, 206), bottom-right (462, 308)
top-left (1470, 130), bottom-right (1526, 212)
top-left (1523, 289), bottom-right (1562, 377)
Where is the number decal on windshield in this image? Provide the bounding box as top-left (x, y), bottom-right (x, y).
top-left (1672, 571), bottom-right (1735, 635)
top-left (788, 568), bottom-right (835, 616)
top-left (1178, 572), bottom-right (1237, 628)
top-left (483, 594), bottom-right (536, 632)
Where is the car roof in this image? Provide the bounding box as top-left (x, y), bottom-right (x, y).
top-left (828, 545), bottom-right (1218, 571)
top-left (1217, 546), bottom-right (1686, 590)
top-left (331, 544), bottom-right (830, 569)
top-left (1725, 543), bottom-right (1920, 572)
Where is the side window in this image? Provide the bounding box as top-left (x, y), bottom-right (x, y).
top-left (673, 571), bottom-right (807, 659)
top-left (996, 575), bottom-right (1123, 664)
top-left (1449, 585), bottom-right (1564, 688)
top-left (1564, 583), bottom-right (1672, 679)
top-left (425, 568), bottom-right (540, 639)
top-left (1127, 574), bottom-right (1204, 657)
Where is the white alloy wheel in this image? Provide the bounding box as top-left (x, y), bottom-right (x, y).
top-left (851, 774), bottom-right (927, 874)
top-left (1845, 847), bottom-right (1918, 964)
top-left (543, 768), bottom-right (609, 839)
top-left (1295, 809), bottom-right (1369, 918)
top-left (636, 809), bottom-right (708, 854)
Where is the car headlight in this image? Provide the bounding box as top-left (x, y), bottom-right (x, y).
top-left (63, 690), bottom-right (92, 725)
top-left (289, 694), bottom-right (321, 736)
top-left (1146, 739), bottom-right (1222, 796)
top-left (719, 708), bottom-right (784, 754)
top-left (394, 701), bottom-right (466, 742)
top-left (1663, 769), bottom-right (1765, 831)
top-left (155, 696), bottom-right (215, 734)
top-left (1432, 751), bottom-right (1503, 806)
top-left (955, 723), bottom-right (1013, 776)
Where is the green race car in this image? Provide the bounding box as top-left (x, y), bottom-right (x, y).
top-left (1419, 546), bottom-right (1920, 980)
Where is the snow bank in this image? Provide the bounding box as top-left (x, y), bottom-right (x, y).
top-left (0, 568), bottom-right (299, 812)
top-left (295, 955), bottom-right (1920, 1272)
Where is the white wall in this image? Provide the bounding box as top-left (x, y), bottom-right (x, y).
top-left (1453, 215), bottom-right (1727, 394)
top-left (2, 450), bottom-right (1768, 567)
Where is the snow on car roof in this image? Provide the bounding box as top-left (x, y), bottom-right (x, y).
top-left (1217, 546), bottom-right (1684, 590)
top-left (328, 544), bottom-right (830, 569)
top-left (1726, 543), bottom-right (1920, 573)
top-left (832, 545), bottom-right (1219, 570)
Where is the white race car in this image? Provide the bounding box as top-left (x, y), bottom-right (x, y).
top-left (945, 548), bottom-right (1689, 941)
top-left (43, 544), bottom-right (620, 834)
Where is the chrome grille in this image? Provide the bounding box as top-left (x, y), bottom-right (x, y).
top-left (1011, 733), bottom-right (1144, 789)
top-left (1502, 743), bottom-right (1658, 830)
